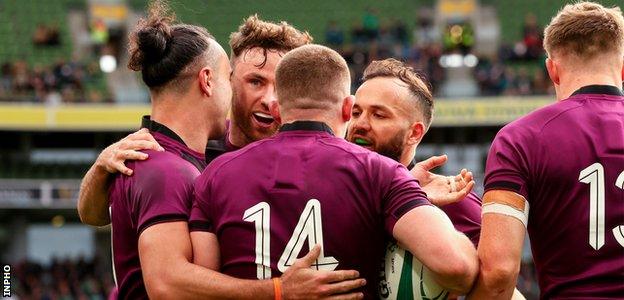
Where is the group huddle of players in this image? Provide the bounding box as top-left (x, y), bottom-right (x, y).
top-left (76, 1), bottom-right (624, 299)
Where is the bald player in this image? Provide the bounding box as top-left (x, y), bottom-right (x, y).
top-left (469, 2), bottom-right (624, 299)
top-left (189, 45), bottom-right (479, 299)
top-left (347, 59), bottom-right (482, 245)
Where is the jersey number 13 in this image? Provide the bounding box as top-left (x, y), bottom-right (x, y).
top-left (578, 163), bottom-right (624, 250)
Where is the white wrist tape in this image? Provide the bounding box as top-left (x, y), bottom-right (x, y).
top-left (482, 200), bottom-right (530, 228)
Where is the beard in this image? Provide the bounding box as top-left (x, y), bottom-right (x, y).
top-left (375, 130), bottom-right (406, 163)
top-left (349, 127), bottom-right (406, 163)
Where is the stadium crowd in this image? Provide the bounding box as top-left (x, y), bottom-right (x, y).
top-left (0, 7), bottom-right (553, 104)
top-left (12, 257), bottom-right (115, 299)
top-left (0, 58), bottom-right (108, 104)
top-left (325, 10), bottom-right (553, 97)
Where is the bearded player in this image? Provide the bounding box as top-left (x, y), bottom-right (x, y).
top-left (347, 58), bottom-right (482, 245)
top-left (78, 16), bottom-right (471, 226)
top-left (80, 5), bottom-right (364, 299)
top-left (469, 2), bottom-right (624, 299)
top-left (189, 44), bottom-right (479, 299)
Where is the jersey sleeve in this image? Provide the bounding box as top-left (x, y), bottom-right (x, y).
top-left (484, 125), bottom-right (532, 200)
top-left (188, 167), bottom-right (215, 232)
top-left (130, 157), bottom-right (196, 235)
top-left (380, 163), bottom-right (432, 235)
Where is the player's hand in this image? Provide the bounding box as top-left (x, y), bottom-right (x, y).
top-left (280, 245), bottom-right (365, 300)
top-left (410, 155), bottom-right (475, 207)
top-left (95, 128), bottom-right (164, 176)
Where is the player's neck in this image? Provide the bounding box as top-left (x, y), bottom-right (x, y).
top-left (151, 99), bottom-right (209, 154)
top-left (281, 114), bottom-right (345, 138)
top-left (399, 147), bottom-right (416, 168)
top-left (228, 124), bottom-right (251, 148)
top-left (557, 72), bottom-right (623, 101)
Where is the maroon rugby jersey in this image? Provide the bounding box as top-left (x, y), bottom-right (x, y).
top-left (485, 85), bottom-right (624, 299)
top-left (190, 121), bottom-right (431, 299)
top-left (109, 117), bottom-right (206, 300)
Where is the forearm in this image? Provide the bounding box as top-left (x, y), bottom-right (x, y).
top-left (77, 163), bottom-right (113, 226)
top-left (158, 261), bottom-right (274, 300)
top-left (467, 269), bottom-right (517, 300)
top-left (394, 207), bottom-right (479, 295)
top-left (433, 232), bottom-right (479, 294)
top-left (468, 202), bottom-right (526, 300)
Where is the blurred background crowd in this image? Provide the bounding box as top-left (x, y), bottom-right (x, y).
top-left (12, 257), bottom-right (114, 300)
top-left (0, 0), bottom-right (561, 105)
top-left (2, 1), bottom-right (622, 299)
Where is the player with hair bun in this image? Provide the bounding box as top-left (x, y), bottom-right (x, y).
top-left (98, 2), bottom-right (364, 299)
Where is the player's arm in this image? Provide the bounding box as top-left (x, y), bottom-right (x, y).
top-left (142, 223), bottom-right (365, 300)
top-left (77, 129), bottom-right (162, 226)
top-left (393, 205), bottom-right (479, 295)
top-left (467, 190), bottom-right (527, 300)
top-left (140, 222), bottom-right (273, 300)
top-left (190, 231), bottom-right (367, 299)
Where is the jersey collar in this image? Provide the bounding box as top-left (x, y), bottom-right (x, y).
top-left (141, 115), bottom-right (187, 146)
top-left (571, 85), bottom-right (624, 97)
top-left (279, 121), bottom-right (335, 136)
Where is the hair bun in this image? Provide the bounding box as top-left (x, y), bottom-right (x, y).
top-left (127, 0), bottom-right (175, 72)
top-left (137, 22), bottom-right (171, 63)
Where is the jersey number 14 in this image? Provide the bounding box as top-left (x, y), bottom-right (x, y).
top-left (578, 163), bottom-right (624, 250)
top-left (243, 199), bottom-right (339, 279)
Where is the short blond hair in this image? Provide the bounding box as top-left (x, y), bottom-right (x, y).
top-left (543, 2), bottom-right (624, 58)
top-left (229, 15), bottom-right (312, 64)
top-left (363, 59), bottom-right (434, 129)
top-left (275, 44), bottom-right (350, 110)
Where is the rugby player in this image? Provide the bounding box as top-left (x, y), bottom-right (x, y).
top-left (347, 58), bottom-right (482, 245)
top-left (77, 15), bottom-right (312, 226)
top-left (469, 2), bottom-right (624, 299)
top-left (189, 44), bottom-right (479, 299)
top-left (78, 15), bottom-right (471, 226)
top-left (92, 3), bottom-right (364, 299)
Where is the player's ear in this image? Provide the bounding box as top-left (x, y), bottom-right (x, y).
top-left (406, 121), bottom-right (425, 147)
top-left (341, 95), bottom-right (355, 122)
top-left (199, 67), bottom-right (213, 97)
top-left (269, 100), bottom-right (282, 125)
top-left (545, 57), bottom-right (560, 86)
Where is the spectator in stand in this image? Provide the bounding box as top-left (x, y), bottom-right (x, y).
top-left (13, 60), bottom-right (30, 94)
top-left (515, 67), bottom-right (532, 95)
top-left (0, 62), bottom-right (12, 97)
top-left (90, 18), bottom-right (109, 55)
top-left (363, 7), bottom-right (380, 40)
top-left (413, 8), bottom-right (439, 48)
top-left (531, 68), bottom-right (550, 95)
top-left (391, 18), bottom-right (409, 46)
top-left (32, 23), bottom-right (61, 47)
top-left (522, 13), bottom-right (543, 60)
top-left (325, 20), bottom-right (345, 49)
top-left (350, 20), bottom-right (367, 45)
